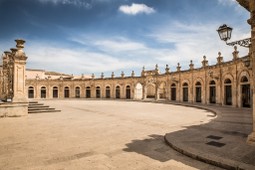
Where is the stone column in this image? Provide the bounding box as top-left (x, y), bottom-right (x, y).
top-left (247, 0), bottom-right (255, 145)
top-left (12, 39), bottom-right (28, 103)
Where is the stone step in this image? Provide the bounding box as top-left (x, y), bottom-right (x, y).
top-left (28, 109), bottom-right (61, 114)
top-left (28, 101), bottom-right (61, 114)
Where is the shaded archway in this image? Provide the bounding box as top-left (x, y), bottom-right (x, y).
top-left (182, 82), bottom-right (188, 102)
top-left (86, 86), bottom-right (91, 98)
top-left (240, 76), bottom-right (250, 107)
top-left (41, 86), bottom-right (46, 98)
top-left (53, 86), bottom-right (58, 98)
top-left (134, 83), bottom-right (143, 100)
top-left (126, 85), bottom-right (131, 99)
top-left (209, 80), bottom-right (216, 104)
top-left (28, 86), bottom-right (34, 98)
top-left (64, 87), bottom-right (69, 98)
top-left (171, 83), bottom-right (176, 101)
top-left (106, 86), bottom-right (111, 98)
top-left (116, 86), bottom-right (120, 99)
top-left (146, 84), bottom-right (155, 99)
top-left (224, 79), bottom-right (232, 105)
top-left (195, 82), bottom-right (202, 103)
top-left (75, 87), bottom-right (80, 98)
top-left (96, 86), bottom-right (101, 98)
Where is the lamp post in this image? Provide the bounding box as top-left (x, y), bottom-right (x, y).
top-left (217, 24), bottom-right (251, 48)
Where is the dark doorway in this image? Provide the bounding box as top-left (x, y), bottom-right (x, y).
top-left (209, 80), bottom-right (216, 104)
top-left (28, 86), bottom-right (34, 98)
top-left (53, 87), bottom-right (58, 98)
top-left (171, 83), bottom-right (176, 101)
top-left (126, 85), bottom-right (131, 99)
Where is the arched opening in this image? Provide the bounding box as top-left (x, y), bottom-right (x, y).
top-left (195, 82), bottom-right (202, 103)
top-left (53, 86), bottom-right (58, 98)
top-left (75, 87), bottom-right (80, 98)
top-left (116, 86), bottom-right (120, 99)
top-left (224, 79), bottom-right (232, 105)
top-left (41, 86), bottom-right (46, 98)
top-left (159, 83), bottom-right (166, 99)
top-left (183, 82), bottom-right (188, 102)
top-left (86, 86), bottom-right (91, 98)
top-left (146, 84), bottom-right (155, 98)
top-left (209, 80), bottom-right (216, 104)
top-left (28, 86), bottom-right (34, 98)
top-left (106, 86), bottom-right (111, 98)
top-left (171, 83), bottom-right (176, 101)
top-left (96, 86), bottom-right (101, 98)
top-left (64, 87), bottom-right (69, 98)
top-left (126, 85), bottom-right (131, 99)
top-left (134, 83), bottom-right (143, 100)
top-left (241, 76), bottom-right (250, 108)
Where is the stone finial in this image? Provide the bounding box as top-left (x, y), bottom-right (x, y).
top-left (165, 64), bottom-right (170, 74)
top-left (131, 70), bottom-right (135, 77)
top-left (177, 63), bottom-right (181, 72)
top-left (81, 73), bottom-right (84, 80)
top-left (155, 64), bottom-right (158, 70)
top-left (232, 46), bottom-right (239, 61)
top-left (189, 60), bottom-right (194, 70)
top-left (141, 66), bottom-right (145, 76)
top-left (202, 55), bottom-right (208, 67)
top-left (217, 52), bottom-right (223, 64)
top-left (91, 73), bottom-right (95, 79)
top-left (36, 74), bottom-right (40, 80)
top-left (15, 39), bottom-right (25, 50)
top-left (14, 39), bottom-right (27, 60)
top-left (10, 48), bottom-right (17, 54)
top-left (121, 71), bottom-right (125, 78)
top-left (101, 72), bottom-right (104, 79)
top-left (111, 72), bottom-right (115, 78)
top-left (48, 75), bottom-right (51, 79)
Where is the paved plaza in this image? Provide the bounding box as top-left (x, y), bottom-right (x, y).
top-left (0, 100), bottom-right (220, 170)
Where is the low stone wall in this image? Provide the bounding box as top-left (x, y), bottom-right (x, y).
top-left (0, 102), bottom-right (28, 117)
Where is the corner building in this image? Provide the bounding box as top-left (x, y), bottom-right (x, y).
top-left (25, 48), bottom-right (252, 108)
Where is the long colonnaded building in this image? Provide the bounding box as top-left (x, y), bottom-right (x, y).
top-left (10, 45), bottom-right (251, 108)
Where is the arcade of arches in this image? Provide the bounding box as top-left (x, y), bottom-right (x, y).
top-left (26, 54), bottom-right (253, 108)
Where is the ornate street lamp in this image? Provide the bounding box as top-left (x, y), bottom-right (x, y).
top-left (217, 24), bottom-right (251, 48)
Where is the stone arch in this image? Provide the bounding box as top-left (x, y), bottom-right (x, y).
top-left (223, 76), bottom-right (233, 105)
top-left (64, 86), bottom-right (70, 98)
top-left (146, 83), bottom-right (156, 99)
top-left (75, 86), bottom-right (81, 98)
top-left (134, 82), bottom-right (143, 100)
top-left (95, 85), bottom-right (101, 98)
top-left (105, 85), bottom-right (111, 98)
top-left (159, 82), bottom-right (166, 99)
top-left (125, 85), bottom-right (131, 99)
top-left (40, 86), bottom-right (47, 98)
top-left (182, 82), bottom-right (189, 102)
top-left (239, 73), bottom-right (251, 108)
top-left (170, 83), bottom-right (177, 101)
top-left (86, 86), bottom-right (91, 98)
top-left (209, 80), bottom-right (216, 104)
top-left (115, 85), bottom-right (121, 99)
top-left (195, 81), bottom-right (202, 103)
top-left (28, 86), bottom-right (34, 98)
top-left (52, 86), bottom-right (59, 98)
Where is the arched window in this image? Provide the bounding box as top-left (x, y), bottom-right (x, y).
top-left (182, 82), bottom-right (188, 102)
top-left (53, 86), bottom-right (58, 98)
top-left (126, 85), bottom-right (131, 99)
top-left (75, 87), bottom-right (80, 98)
top-left (86, 86), bottom-right (91, 98)
top-left (240, 76), bottom-right (250, 107)
top-left (209, 80), bottom-right (216, 104)
top-left (64, 87), bottom-right (69, 98)
top-left (106, 86), bottom-right (110, 98)
top-left (195, 82), bottom-right (202, 103)
top-left (28, 86), bottom-right (34, 98)
top-left (224, 79), bottom-right (232, 105)
top-left (171, 83), bottom-right (176, 101)
top-left (96, 86), bottom-right (101, 98)
top-left (116, 86), bottom-right (120, 99)
top-left (41, 86), bottom-right (46, 98)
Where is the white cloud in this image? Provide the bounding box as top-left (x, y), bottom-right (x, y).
top-left (119, 3), bottom-right (155, 15)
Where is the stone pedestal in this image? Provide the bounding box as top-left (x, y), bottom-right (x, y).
top-left (12, 39), bottom-right (28, 103)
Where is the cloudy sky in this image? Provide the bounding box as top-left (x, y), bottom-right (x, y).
top-left (0, 0), bottom-right (250, 77)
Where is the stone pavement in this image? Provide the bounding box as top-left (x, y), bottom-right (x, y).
top-left (163, 102), bottom-right (255, 170)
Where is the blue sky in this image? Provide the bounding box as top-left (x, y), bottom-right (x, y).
top-left (0, 0), bottom-right (250, 77)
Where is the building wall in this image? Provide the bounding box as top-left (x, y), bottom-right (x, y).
top-left (24, 55), bottom-right (253, 108)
